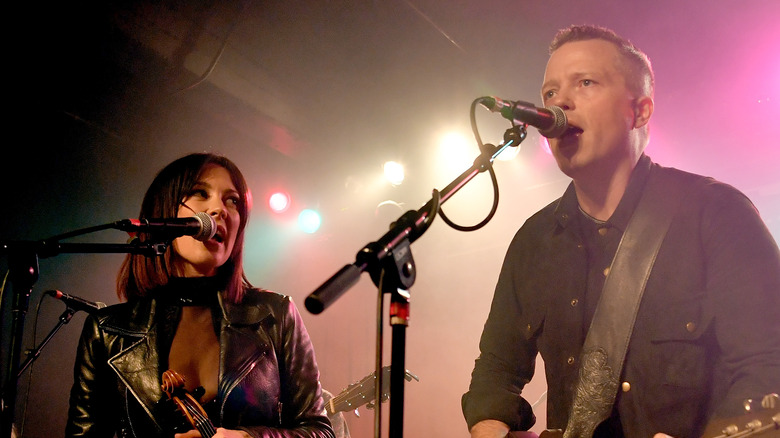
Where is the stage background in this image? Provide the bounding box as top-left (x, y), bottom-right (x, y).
top-left (2, 1), bottom-right (778, 436)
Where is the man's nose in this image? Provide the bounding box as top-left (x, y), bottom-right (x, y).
top-left (547, 90), bottom-right (573, 110)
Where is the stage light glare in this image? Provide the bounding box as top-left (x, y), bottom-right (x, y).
top-left (298, 209), bottom-right (322, 233)
top-left (268, 192), bottom-right (290, 213)
top-left (439, 132), bottom-right (473, 170)
top-left (496, 144), bottom-right (520, 161)
top-left (539, 136), bottom-right (552, 155)
top-left (383, 161), bottom-right (405, 185)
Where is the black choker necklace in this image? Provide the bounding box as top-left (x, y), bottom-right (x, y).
top-left (157, 276), bottom-right (224, 307)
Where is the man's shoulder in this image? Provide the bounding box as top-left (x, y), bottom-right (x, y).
top-left (650, 162), bottom-right (751, 204)
top-left (523, 193), bottom-right (567, 229)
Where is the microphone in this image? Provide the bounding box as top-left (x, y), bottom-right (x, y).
top-left (479, 96), bottom-right (568, 138)
top-left (113, 211), bottom-right (216, 242)
top-left (46, 290), bottom-right (107, 314)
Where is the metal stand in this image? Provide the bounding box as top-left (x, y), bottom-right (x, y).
top-left (1, 249), bottom-right (38, 438)
top-left (16, 307), bottom-right (79, 380)
top-left (0, 238), bottom-right (169, 438)
top-left (305, 125), bottom-right (528, 438)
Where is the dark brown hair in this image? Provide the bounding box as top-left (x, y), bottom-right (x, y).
top-left (117, 153), bottom-right (253, 303)
top-left (550, 24), bottom-right (654, 98)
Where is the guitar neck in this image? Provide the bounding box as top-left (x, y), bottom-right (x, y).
top-left (513, 404), bottom-right (780, 438)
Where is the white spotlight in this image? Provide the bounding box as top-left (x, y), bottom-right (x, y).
top-left (439, 132), bottom-right (473, 173)
top-left (383, 161), bottom-right (405, 185)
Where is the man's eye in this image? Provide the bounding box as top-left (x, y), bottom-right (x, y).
top-left (582, 79), bottom-right (593, 86)
top-left (543, 90), bottom-right (555, 100)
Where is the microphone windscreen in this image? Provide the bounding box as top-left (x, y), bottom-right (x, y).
top-left (193, 212), bottom-right (217, 241)
top-left (539, 106), bottom-right (568, 138)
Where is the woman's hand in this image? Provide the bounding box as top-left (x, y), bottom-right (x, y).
top-left (175, 427), bottom-right (251, 438)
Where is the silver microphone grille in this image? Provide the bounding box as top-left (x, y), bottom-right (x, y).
top-left (539, 106), bottom-right (568, 138)
top-left (193, 211), bottom-right (217, 241)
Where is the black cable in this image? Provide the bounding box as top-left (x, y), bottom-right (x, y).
top-left (436, 97), bottom-right (506, 232)
top-left (173, 0), bottom-right (249, 94)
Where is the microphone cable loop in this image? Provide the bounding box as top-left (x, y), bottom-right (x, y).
top-left (436, 97), bottom-right (526, 232)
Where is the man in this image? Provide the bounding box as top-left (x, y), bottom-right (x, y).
top-left (462, 24), bottom-right (780, 438)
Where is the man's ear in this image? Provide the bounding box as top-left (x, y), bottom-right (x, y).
top-left (633, 96), bottom-right (654, 129)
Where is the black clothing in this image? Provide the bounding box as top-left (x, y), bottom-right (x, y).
top-left (462, 155), bottom-right (780, 437)
top-left (66, 281), bottom-right (335, 438)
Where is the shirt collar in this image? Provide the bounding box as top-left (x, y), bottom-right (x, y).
top-left (554, 154), bottom-right (653, 232)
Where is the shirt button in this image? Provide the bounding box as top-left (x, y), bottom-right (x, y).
top-left (570, 299), bottom-right (578, 307)
top-left (598, 227), bottom-right (608, 236)
top-left (686, 322), bottom-right (697, 332)
top-left (567, 356), bottom-right (575, 365)
top-left (603, 267), bottom-right (611, 276)
top-left (621, 381), bottom-right (631, 392)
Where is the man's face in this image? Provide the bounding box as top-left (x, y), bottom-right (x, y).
top-left (541, 39), bottom-right (640, 180)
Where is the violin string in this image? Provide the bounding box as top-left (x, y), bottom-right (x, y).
top-left (183, 397), bottom-right (216, 436)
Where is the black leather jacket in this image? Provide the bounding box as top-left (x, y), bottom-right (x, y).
top-left (65, 288), bottom-right (334, 438)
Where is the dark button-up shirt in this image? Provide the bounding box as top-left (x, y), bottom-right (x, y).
top-left (462, 155), bottom-right (780, 437)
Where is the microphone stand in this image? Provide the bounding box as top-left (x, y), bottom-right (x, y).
top-left (0, 237), bottom-right (169, 438)
top-left (305, 126), bottom-right (527, 438)
top-left (15, 307), bottom-right (78, 380)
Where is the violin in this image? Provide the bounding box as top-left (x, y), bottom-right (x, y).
top-left (161, 369), bottom-right (217, 437)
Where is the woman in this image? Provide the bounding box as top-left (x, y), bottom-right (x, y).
top-left (66, 153), bottom-right (334, 438)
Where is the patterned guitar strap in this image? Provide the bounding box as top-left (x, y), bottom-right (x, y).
top-left (563, 170), bottom-right (689, 438)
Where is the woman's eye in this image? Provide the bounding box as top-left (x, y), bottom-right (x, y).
top-left (182, 189), bottom-right (207, 204)
top-left (227, 196), bottom-right (240, 207)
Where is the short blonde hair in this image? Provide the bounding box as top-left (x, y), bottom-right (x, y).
top-left (550, 24), bottom-right (654, 99)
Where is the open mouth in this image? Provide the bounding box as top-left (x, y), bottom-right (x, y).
top-left (212, 226), bottom-right (226, 243)
top-left (562, 125), bottom-right (583, 138)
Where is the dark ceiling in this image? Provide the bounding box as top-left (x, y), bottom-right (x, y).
top-left (7, 0), bottom-right (777, 235)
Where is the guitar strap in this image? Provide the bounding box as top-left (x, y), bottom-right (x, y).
top-left (563, 169), bottom-right (689, 438)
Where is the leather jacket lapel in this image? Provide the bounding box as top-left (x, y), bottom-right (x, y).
top-left (217, 295), bottom-right (274, 408)
top-left (105, 300), bottom-right (164, 431)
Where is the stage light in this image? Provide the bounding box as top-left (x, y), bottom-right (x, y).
top-left (437, 131), bottom-right (474, 178)
top-left (383, 161), bottom-right (405, 185)
top-left (298, 209), bottom-right (322, 233)
top-left (268, 191), bottom-right (291, 213)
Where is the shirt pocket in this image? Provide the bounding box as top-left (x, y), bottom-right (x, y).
top-left (648, 296), bottom-right (714, 389)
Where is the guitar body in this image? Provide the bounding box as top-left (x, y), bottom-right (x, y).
top-left (507, 400), bottom-right (779, 438)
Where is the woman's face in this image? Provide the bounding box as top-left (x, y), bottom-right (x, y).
top-left (172, 164), bottom-right (242, 277)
